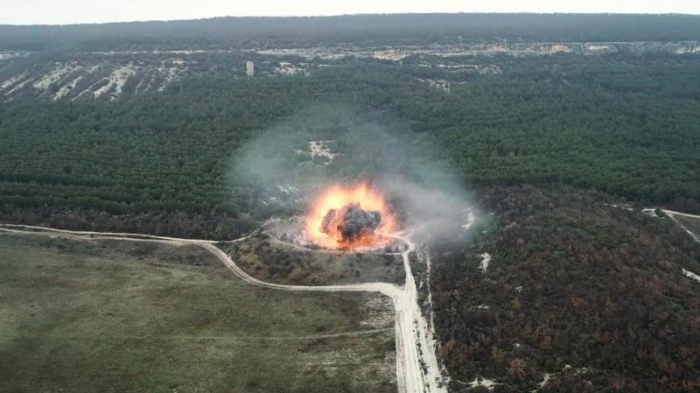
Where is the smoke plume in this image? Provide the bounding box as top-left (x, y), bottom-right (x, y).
top-left (228, 104), bottom-right (476, 241)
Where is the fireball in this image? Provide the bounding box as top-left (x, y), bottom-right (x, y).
top-left (306, 183), bottom-right (398, 249)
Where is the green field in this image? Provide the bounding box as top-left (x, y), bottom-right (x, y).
top-left (0, 233), bottom-right (396, 393)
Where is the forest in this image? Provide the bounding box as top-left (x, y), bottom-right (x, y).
top-left (430, 185), bottom-right (700, 392)
top-left (1, 51), bottom-right (700, 237)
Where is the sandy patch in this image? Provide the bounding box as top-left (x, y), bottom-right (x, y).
top-left (682, 269), bottom-right (700, 283)
top-left (479, 253), bottom-right (491, 273)
top-left (4, 77), bottom-right (34, 96)
top-left (296, 141), bottom-right (337, 163)
top-left (54, 76), bottom-right (83, 99)
top-left (466, 376), bottom-right (497, 390)
top-left (1, 72), bottom-right (26, 90)
top-left (275, 62), bottom-right (307, 76)
top-left (33, 63), bottom-right (82, 92)
top-left (94, 64), bottom-right (137, 99)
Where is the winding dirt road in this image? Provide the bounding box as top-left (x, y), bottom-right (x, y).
top-left (662, 209), bottom-right (700, 244)
top-left (0, 223), bottom-right (447, 393)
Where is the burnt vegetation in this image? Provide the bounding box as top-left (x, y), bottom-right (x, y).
top-left (226, 233), bottom-right (405, 286)
top-left (430, 186), bottom-right (700, 393)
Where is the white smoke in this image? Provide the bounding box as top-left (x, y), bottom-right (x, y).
top-left (228, 104), bottom-right (477, 242)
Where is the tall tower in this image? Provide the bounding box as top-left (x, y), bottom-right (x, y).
top-left (245, 61), bottom-right (255, 77)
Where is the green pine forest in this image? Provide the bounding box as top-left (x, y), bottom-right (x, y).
top-left (2, 53), bottom-right (700, 237)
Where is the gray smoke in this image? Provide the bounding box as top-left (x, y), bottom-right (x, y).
top-left (320, 203), bottom-right (382, 242)
top-left (228, 104), bottom-right (478, 242)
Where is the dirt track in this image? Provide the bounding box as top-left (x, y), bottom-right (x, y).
top-left (0, 223), bottom-right (447, 393)
top-left (662, 209), bottom-right (700, 244)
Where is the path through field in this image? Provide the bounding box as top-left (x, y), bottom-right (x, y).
top-left (0, 224), bottom-right (447, 393)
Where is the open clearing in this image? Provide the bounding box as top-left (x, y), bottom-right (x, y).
top-left (0, 233), bottom-right (396, 393)
top-left (228, 233), bottom-right (405, 286)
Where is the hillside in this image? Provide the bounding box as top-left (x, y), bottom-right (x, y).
top-left (1, 48), bottom-right (700, 238)
top-left (3, 13), bottom-right (700, 393)
top-left (430, 186), bottom-right (700, 392)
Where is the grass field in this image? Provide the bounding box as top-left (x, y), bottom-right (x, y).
top-left (0, 233), bottom-right (396, 393)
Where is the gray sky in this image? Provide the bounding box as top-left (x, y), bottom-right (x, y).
top-left (1, 0), bottom-right (699, 25)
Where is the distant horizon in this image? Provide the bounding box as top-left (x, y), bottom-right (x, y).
top-left (2, 11), bottom-right (700, 27)
top-left (2, 0), bottom-right (700, 26)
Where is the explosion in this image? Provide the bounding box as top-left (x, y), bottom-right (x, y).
top-left (321, 203), bottom-right (382, 242)
top-left (306, 183), bottom-right (398, 249)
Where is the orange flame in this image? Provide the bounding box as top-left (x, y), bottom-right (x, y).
top-left (306, 182), bottom-right (398, 249)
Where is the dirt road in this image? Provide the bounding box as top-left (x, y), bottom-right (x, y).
top-left (662, 209), bottom-right (700, 244)
top-left (0, 223), bottom-right (447, 393)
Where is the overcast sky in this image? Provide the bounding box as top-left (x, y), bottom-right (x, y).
top-left (1, 0), bottom-right (699, 25)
